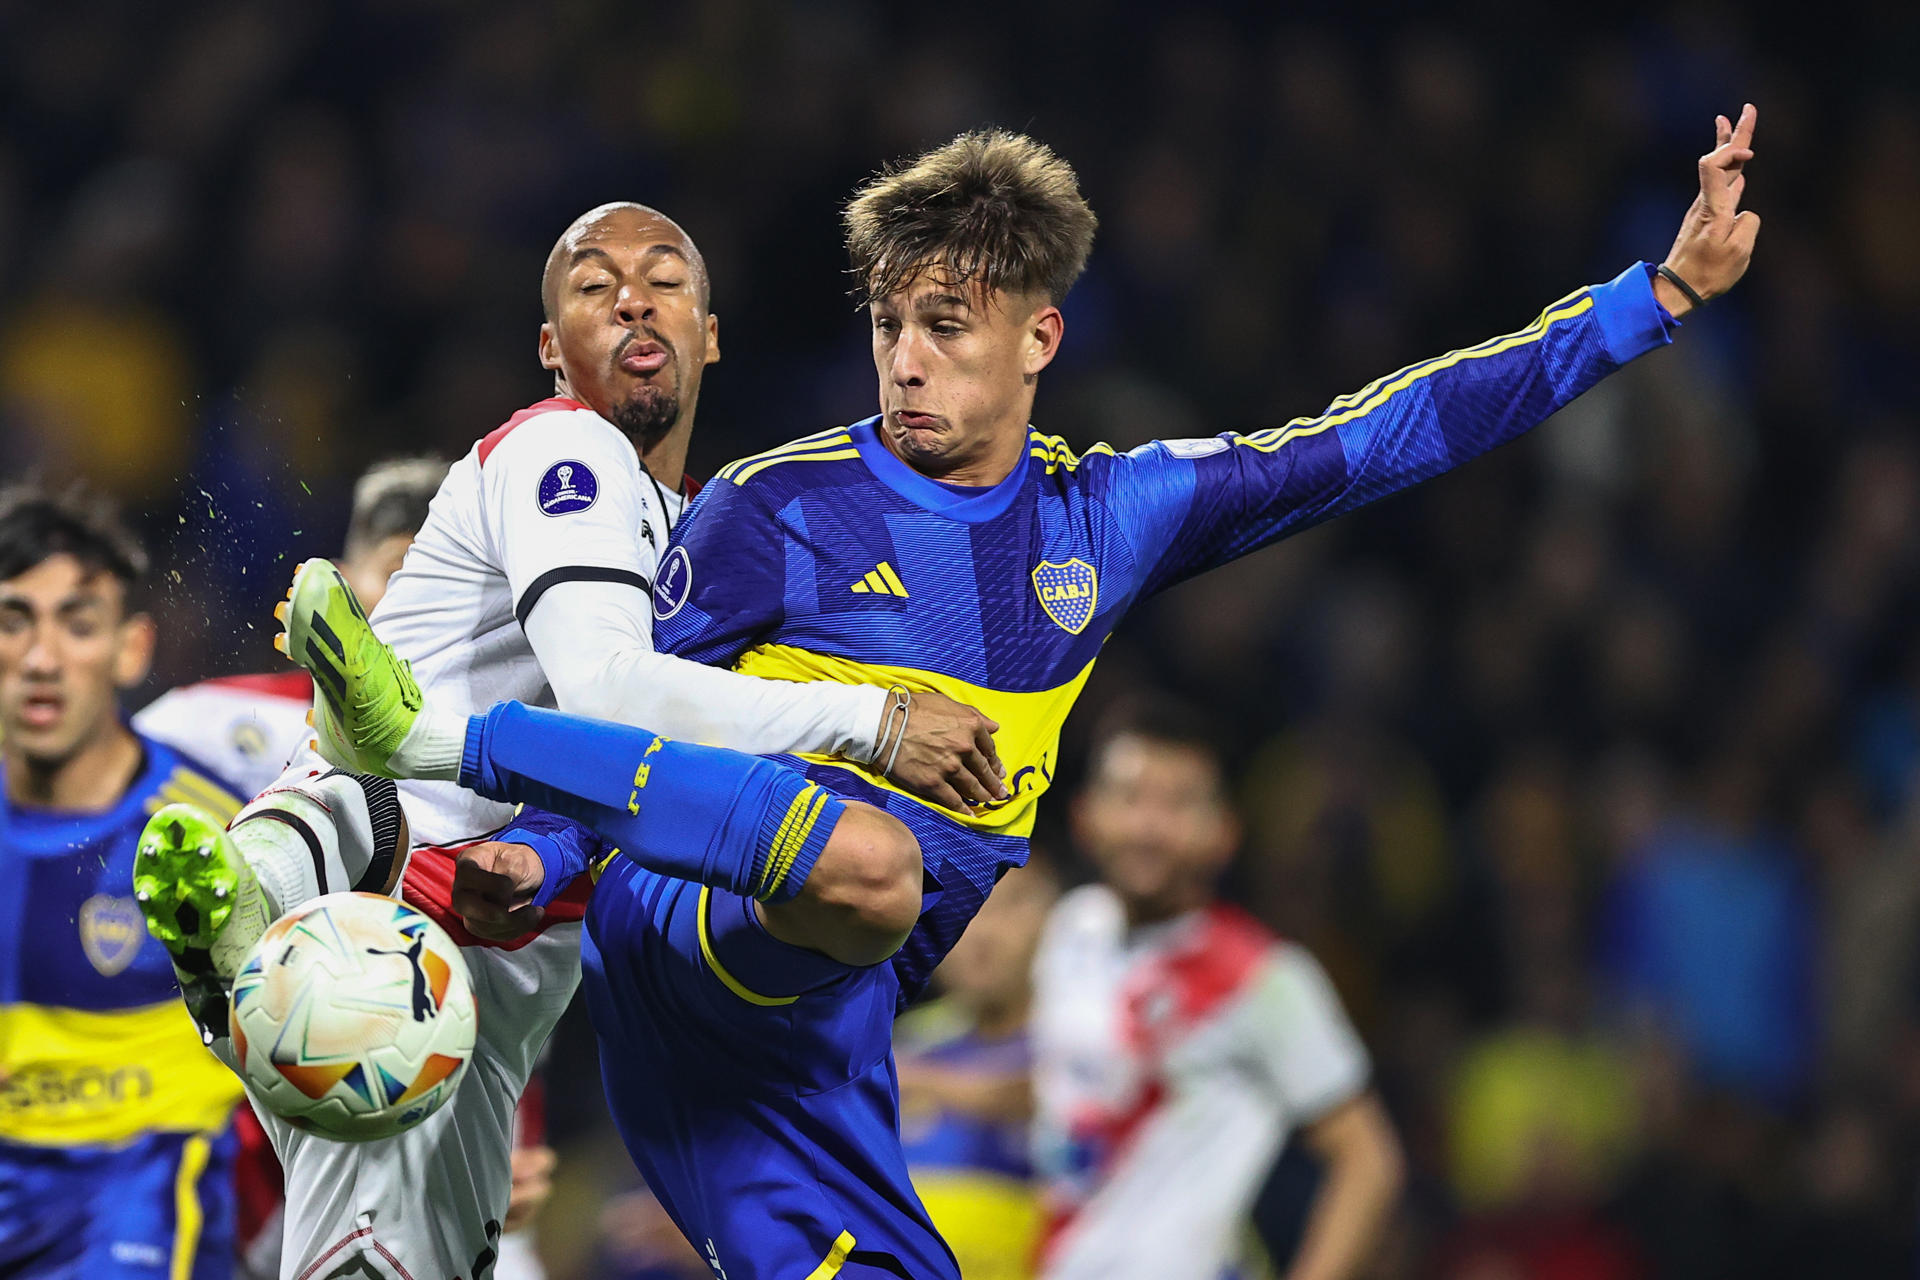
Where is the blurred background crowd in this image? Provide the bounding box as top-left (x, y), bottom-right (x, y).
top-left (5, 0), bottom-right (1919, 1276)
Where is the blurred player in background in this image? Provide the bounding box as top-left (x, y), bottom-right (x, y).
top-left (135, 201), bottom-right (996, 1280)
top-left (302, 105), bottom-right (1758, 1278)
top-left (1033, 698), bottom-right (1403, 1280)
top-left (0, 487), bottom-right (245, 1279)
top-left (897, 860), bottom-right (1058, 1280)
top-left (135, 457), bottom-right (450, 799)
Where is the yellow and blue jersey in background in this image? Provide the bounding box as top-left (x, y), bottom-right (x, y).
top-left (896, 1000), bottom-right (1039, 1280)
top-left (587, 261), bottom-right (1675, 1277)
top-left (0, 736), bottom-right (245, 1280)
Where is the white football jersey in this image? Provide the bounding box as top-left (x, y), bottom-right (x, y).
top-left (369, 395), bottom-right (680, 847)
top-left (134, 672), bottom-right (314, 800)
top-left (1030, 886), bottom-right (1370, 1280)
top-left (246, 396), bottom-right (670, 1280)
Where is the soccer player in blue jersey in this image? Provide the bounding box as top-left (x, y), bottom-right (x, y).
top-left (0, 489), bottom-right (246, 1279)
top-left (293, 106), bottom-right (1761, 1278)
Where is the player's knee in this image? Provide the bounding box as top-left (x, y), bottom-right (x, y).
top-left (812, 804), bottom-right (922, 964)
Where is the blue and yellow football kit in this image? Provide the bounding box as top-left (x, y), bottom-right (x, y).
top-left (477, 263), bottom-right (1677, 1278)
top-left (0, 737), bottom-right (244, 1280)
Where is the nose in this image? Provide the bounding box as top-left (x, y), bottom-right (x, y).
top-left (890, 328), bottom-right (928, 388)
top-left (21, 624), bottom-right (61, 679)
top-left (615, 285), bottom-right (655, 327)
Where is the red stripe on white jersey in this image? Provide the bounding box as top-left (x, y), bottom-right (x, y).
top-left (1119, 904), bottom-right (1271, 1060)
top-left (401, 839), bottom-right (592, 950)
top-left (476, 396), bottom-right (587, 466)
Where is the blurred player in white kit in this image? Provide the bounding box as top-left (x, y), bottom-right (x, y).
top-left (134, 202), bottom-right (999, 1280)
top-left (1031, 697), bottom-right (1405, 1280)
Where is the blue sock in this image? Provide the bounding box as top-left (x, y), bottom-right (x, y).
top-left (458, 702), bottom-right (842, 903)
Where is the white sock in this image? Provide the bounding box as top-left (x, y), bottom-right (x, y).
top-left (232, 771), bottom-right (390, 912)
top-left (392, 706), bottom-right (468, 783)
top-left (231, 792), bottom-right (333, 917)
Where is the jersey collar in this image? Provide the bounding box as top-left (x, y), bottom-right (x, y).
top-left (0, 729), bottom-right (166, 833)
top-left (850, 416), bottom-right (1030, 523)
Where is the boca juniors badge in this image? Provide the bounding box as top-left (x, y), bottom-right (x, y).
top-left (1033, 558), bottom-right (1098, 634)
top-left (80, 895), bottom-right (146, 976)
top-left (538, 460), bottom-right (598, 515)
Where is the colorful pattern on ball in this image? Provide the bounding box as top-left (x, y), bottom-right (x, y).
top-left (228, 891), bottom-right (477, 1142)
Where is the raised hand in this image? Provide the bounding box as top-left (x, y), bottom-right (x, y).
top-left (451, 841), bottom-right (547, 940)
top-left (1656, 103), bottom-right (1761, 316)
top-left (879, 688), bottom-right (1007, 814)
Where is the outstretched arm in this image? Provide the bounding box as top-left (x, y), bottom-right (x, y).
top-left (1115, 106), bottom-right (1761, 595)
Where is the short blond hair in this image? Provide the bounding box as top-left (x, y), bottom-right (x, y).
top-left (843, 130), bottom-right (1097, 306)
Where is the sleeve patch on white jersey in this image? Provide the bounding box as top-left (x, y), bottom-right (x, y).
top-left (653, 544), bottom-right (692, 619)
top-left (538, 460), bottom-right (599, 515)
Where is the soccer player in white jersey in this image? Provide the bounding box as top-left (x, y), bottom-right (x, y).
top-left (137, 457), bottom-right (555, 1279)
top-left (1031, 697), bottom-right (1404, 1280)
top-left (134, 202), bottom-right (1003, 1280)
top-left (136, 456), bottom-right (449, 800)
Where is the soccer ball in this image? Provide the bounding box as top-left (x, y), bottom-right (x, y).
top-left (230, 891), bottom-right (477, 1142)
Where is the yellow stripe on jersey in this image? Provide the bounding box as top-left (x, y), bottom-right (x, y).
top-left (147, 767), bottom-right (243, 823)
top-left (1024, 288), bottom-right (1595, 475)
top-left (1027, 431), bottom-right (1116, 474)
top-left (731, 644), bottom-right (1098, 839)
top-left (0, 1002), bottom-right (242, 1146)
top-left (695, 887), bottom-right (797, 1007)
top-left (730, 448), bottom-right (863, 486)
top-left (1317, 285), bottom-right (1594, 420)
top-left (718, 430), bottom-right (856, 483)
top-left (169, 1133), bottom-right (212, 1280)
top-left (804, 1231), bottom-right (858, 1280)
top-left (1234, 292), bottom-right (1596, 456)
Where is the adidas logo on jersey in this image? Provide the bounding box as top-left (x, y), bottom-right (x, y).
top-left (849, 562), bottom-right (910, 598)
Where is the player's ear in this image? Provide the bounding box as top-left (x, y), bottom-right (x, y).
top-left (538, 322), bottom-right (562, 372)
top-left (1205, 807), bottom-right (1243, 873)
top-left (1025, 305), bottom-right (1064, 378)
top-left (113, 611), bottom-right (156, 690)
top-left (704, 312), bottom-right (721, 367)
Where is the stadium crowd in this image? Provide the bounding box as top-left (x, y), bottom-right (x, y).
top-left (3, 2), bottom-right (1917, 1277)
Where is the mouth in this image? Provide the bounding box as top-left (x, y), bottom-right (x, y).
top-left (617, 336), bottom-right (671, 377)
top-left (18, 691), bottom-right (63, 731)
top-left (890, 409), bottom-right (943, 433)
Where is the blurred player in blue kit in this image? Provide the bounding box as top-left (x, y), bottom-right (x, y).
top-left (0, 488), bottom-right (244, 1279)
top-left (293, 106), bottom-right (1761, 1278)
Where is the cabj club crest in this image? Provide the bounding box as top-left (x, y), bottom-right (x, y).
top-left (1032, 558), bottom-right (1098, 634)
top-left (80, 894), bottom-right (146, 977)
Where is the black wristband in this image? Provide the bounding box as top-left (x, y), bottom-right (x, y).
top-left (1656, 264), bottom-right (1708, 311)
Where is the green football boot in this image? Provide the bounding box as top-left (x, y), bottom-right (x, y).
top-left (276, 558), bottom-right (426, 779)
top-left (134, 802), bottom-right (272, 1042)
